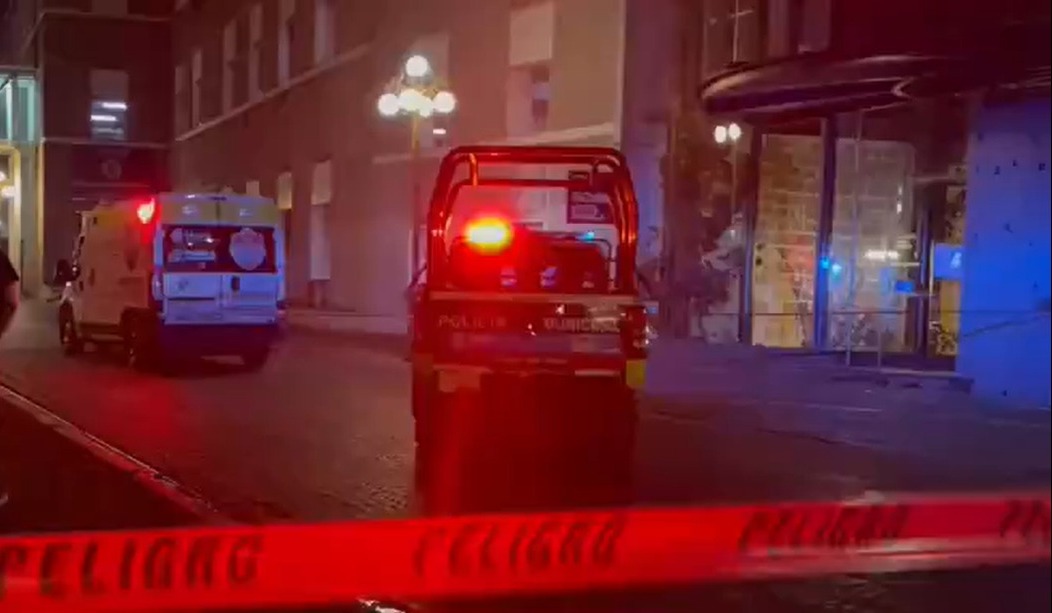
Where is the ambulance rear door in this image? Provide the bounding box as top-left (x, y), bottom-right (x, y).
top-left (215, 195), bottom-right (281, 324)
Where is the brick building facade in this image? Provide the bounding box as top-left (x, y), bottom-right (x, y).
top-left (170, 0), bottom-right (677, 318)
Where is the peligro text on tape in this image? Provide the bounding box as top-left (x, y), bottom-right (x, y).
top-left (738, 503), bottom-right (911, 551)
top-left (999, 498), bottom-right (1050, 541)
top-left (412, 513), bottom-right (628, 579)
top-left (0, 531), bottom-right (264, 602)
top-left (0, 493), bottom-right (1047, 612)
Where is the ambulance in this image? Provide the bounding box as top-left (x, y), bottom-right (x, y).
top-left (53, 192), bottom-right (285, 371)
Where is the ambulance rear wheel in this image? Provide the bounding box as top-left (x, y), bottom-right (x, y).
top-left (58, 307), bottom-right (83, 356)
top-left (122, 316), bottom-right (158, 372)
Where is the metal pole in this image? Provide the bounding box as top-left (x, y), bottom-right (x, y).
top-left (845, 111), bottom-right (863, 365)
top-left (663, 106), bottom-right (678, 333)
top-left (409, 116), bottom-right (422, 276)
top-left (812, 117), bottom-right (837, 350)
top-left (729, 138), bottom-right (740, 340)
top-left (737, 128), bottom-right (760, 345)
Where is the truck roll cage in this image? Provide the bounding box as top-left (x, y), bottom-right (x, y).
top-left (424, 146), bottom-right (641, 294)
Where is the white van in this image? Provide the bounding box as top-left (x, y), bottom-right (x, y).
top-left (54, 192), bottom-right (286, 371)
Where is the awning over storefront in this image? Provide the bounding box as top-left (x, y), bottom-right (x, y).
top-left (700, 24), bottom-right (1050, 122)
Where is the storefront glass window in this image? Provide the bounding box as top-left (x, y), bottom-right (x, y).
top-left (1, 72), bottom-right (41, 288)
top-left (751, 118), bottom-right (824, 348)
top-left (829, 101), bottom-right (969, 358)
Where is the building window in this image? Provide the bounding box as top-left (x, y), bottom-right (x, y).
top-left (174, 63), bottom-right (188, 134)
top-left (89, 69), bottom-right (128, 141)
top-left (278, 0), bottom-right (296, 85)
top-left (507, 62), bottom-right (551, 135)
top-left (309, 159), bottom-right (333, 308)
top-left (528, 64), bottom-right (550, 130)
top-left (248, 4), bottom-right (263, 101)
top-left (277, 171), bottom-right (293, 258)
top-left (1, 75), bottom-right (37, 144)
top-left (766, 0), bottom-right (830, 59)
top-left (702, 0), bottom-right (763, 77)
top-left (314, 0), bottom-right (336, 65)
top-left (222, 20), bottom-right (237, 113)
top-left (191, 48), bottom-right (202, 126)
top-left (91, 0), bottom-right (127, 15)
top-left (507, 0), bottom-right (554, 137)
top-left (309, 159), bottom-right (332, 290)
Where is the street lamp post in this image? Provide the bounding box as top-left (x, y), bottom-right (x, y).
top-left (714, 122), bottom-right (751, 343)
top-left (377, 54), bottom-right (457, 278)
top-left (713, 122), bottom-right (742, 214)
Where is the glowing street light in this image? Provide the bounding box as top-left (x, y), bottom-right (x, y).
top-left (404, 54), bottom-right (430, 78)
top-left (377, 58), bottom-right (456, 122)
top-left (433, 90), bottom-right (456, 114)
top-left (377, 93), bottom-right (400, 117)
top-left (727, 122), bottom-right (742, 141)
top-left (714, 122), bottom-right (742, 145)
top-left (376, 54), bottom-right (457, 274)
top-left (397, 88), bottom-right (422, 112)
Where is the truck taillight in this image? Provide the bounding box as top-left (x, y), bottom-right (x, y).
top-left (621, 303), bottom-right (649, 356)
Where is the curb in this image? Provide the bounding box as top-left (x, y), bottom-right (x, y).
top-left (287, 323), bottom-right (409, 356)
top-left (0, 383), bottom-right (228, 525)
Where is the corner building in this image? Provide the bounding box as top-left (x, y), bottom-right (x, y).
top-left (1, 0), bottom-right (172, 294)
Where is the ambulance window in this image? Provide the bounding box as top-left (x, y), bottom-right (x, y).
top-left (162, 225), bottom-right (277, 273)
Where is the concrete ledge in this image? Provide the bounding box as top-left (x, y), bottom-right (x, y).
top-left (284, 309), bottom-right (407, 336)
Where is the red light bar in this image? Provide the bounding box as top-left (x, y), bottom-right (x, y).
top-left (464, 217), bottom-right (512, 251)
